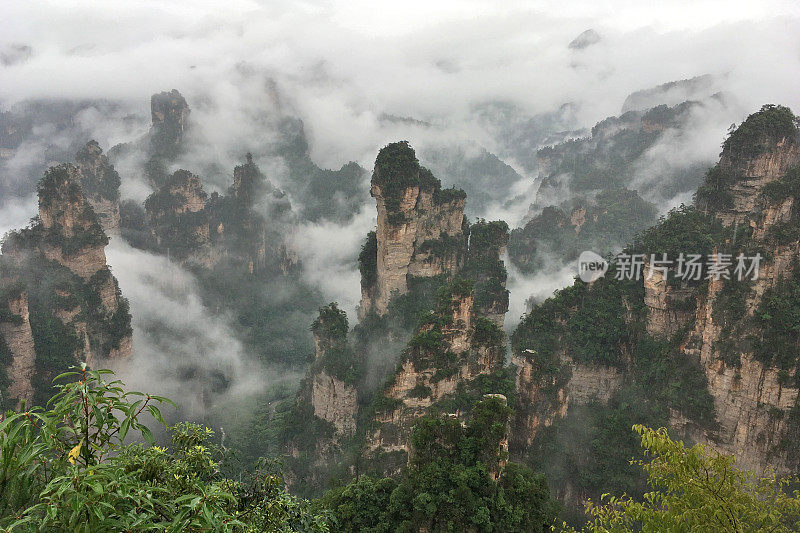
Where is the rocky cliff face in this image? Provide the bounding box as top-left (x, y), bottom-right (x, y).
top-left (230, 153), bottom-right (270, 205)
top-left (36, 165), bottom-right (124, 315)
top-left (137, 89), bottom-right (191, 188)
top-left (311, 372), bottom-right (357, 436)
top-left (0, 163), bottom-right (132, 404)
top-left (510, 105), bottom-right (800, 502)
top-left (679, 276), bottom-right (799, 473)
top-left (676, 106), bottom-right (800, 473)
top-left (348, 145), bottom-right (511, 473)
top-left (643, 267), bottom-right (695, 337)
top-left (142, 156), bottom-right (295, 274)
top-left (145, 168), bottom-right (213, 265)
top-left (709, 144), bottom-right (800, 228)
top-left (150, 89), bottom-right (189, 153)
top-left (0, 283), bottom-right (36, 406)
top-left (308, 304), bottom-right (358, 436)
top-left (286, 144), bottom-right (511, 487)
top-left (465, 219), bottom-right (510, 325)
top-left (151, 169), bottom-right (207, 216)
top-left (36, 164), bottom-right (110, 280)
top-left (366, 284), bottom-right (506, 465)
top-left (75, 140), bottom-right (121, 236)
top-left (359, 142), bottom-right (467, 318)
top-left (363, 219), bottom-right (511, 471)
top-left (285, 303), bottom-right (360, 492)
top-left (216, 155), bottom-right (294, 273)
top-left (511, 349), bottom-right (624, 449)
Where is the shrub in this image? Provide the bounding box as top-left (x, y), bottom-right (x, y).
top-left (0, 367), bottom-right (326, 531)
top-left (566, 426), bottom-right (800, 532)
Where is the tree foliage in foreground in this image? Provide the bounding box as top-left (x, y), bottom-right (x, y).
top-left (564, 425), bottom-right (800, 532)
top-left (3, 368), bottom-right (799, 532)
top-left (0, 366), bottom-right (326, 532)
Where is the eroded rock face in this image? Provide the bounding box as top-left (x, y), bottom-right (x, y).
top-left (681, 281), bottom-right (798, 473)
top-left (355, 156), bottom-right (510, 469)
top-left (0, 163), bottom-right (132, 390)
top-left (42, 245), bottom-right (108, 281)
top-left (141, 89), bottom-right (191, 188)
top-left (312, 371), bottom-right (357, 436)
top-left (509, 107), bottom-right (800, 512)
top-left (230, 153), bottom-right (273, 205)
top-left (143, 155), bottom-right (295, 274)
top-left (569, 206), bottom-right (586, 233)
top-left (366, 290), bottom-right (505, 460)
top-left (643, 267), bottom-right (695, 337)
top-left (285, 303), bottom-right (359, 492)
top-left (466, 221), bottom-right (510, 325)
top-left (75, 140), bottom-right (121, 236)
top-left (511, 350), bottom-right (623, 448)
top-left (678, 131), bottom-right (800, 472)
top-left (154, 170), bottom-right (207, 216)
top-left (664, 129), bottom-right (800, 473)
top-left (38, 164), bottom-right (109, 280)
top-left (714, 141), bottom-right (800, 227)
top-left (307, 303), bottom-right (358, 437)
top-left (150, 89), bottom-right (189, 149)
top-left (144, 169), bottom-right (213, 265)
top-left (359, 142), bottom-right (467, 318)
top-left (566, 359), bottom-right (624, 404)
top-left (49, 267), bottom-right (129, 366)
top-left (512, 352), bottom-right (568, 448)
top-left (369, 183), bottom-right (465, 316)
top-left (681, 144), bottom-right (800, 471)
top-left (108, 334), bottom-right (133, 360)
top-left (0, 287), bottom-right (36, 406)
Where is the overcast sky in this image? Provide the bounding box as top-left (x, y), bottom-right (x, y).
top-left (2, 0), bottom-right (799, 168)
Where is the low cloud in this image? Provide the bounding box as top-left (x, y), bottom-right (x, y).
top-left (105, 241), bottom-right (281, 419)
top-left (631, 95), bottom-right (744, 211)
top-left (3, 1), bottom-right (799, 175)
top-left (505, 256), bottom-right (577, 330)
top-left (291, 203), bottom-right (376, 320)
top-left (0, 194), bottom-right (37, 242)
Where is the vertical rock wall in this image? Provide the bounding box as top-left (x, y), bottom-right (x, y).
top-left (0, 162), bottom-right (132, 398)
top-left (311, 371), bottom-right (358, 436)
top-left (679, 136), bottom-right (800, 473)
top-left (0, 287), bottom-right (36, 406)
top-left (359, 142), bottom-right (467, 318)
top-left (308, 305), bottom-right (358, 437)
top-left (75, 140), bottom-right (121, 236)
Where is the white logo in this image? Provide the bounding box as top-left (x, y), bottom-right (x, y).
top-left (578, 251), bottom-right (608, 283)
